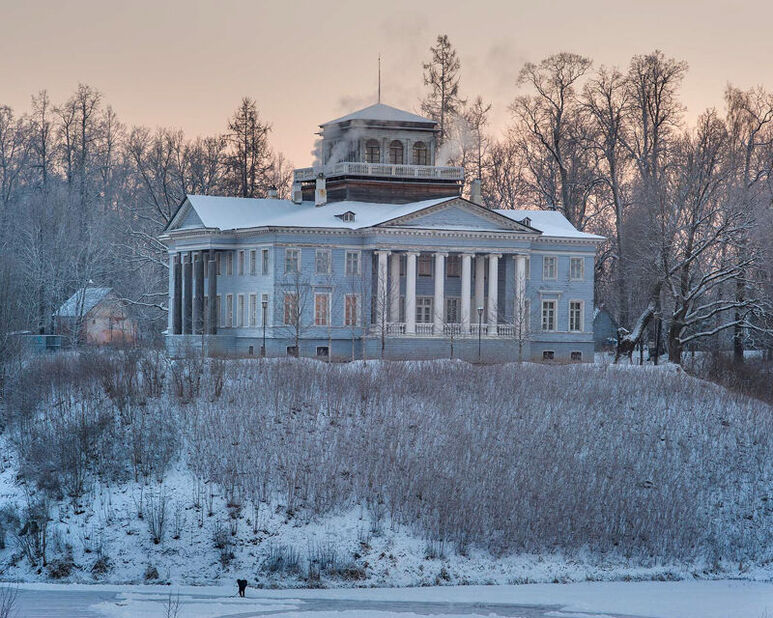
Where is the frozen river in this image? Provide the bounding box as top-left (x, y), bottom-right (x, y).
top-left (5, 579), bottom-right (772, 618)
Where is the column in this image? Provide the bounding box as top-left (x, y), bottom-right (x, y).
top-left (461, 253), bottom-right (472, 334)
top-left (433, 252), bottom-right (447, 335)
top-left (515, 254), bottom-right (527, 329)
top-left (168, 253), bottom-right (175, 333)
top-left (405, 252), bottom-right (418, 334)
top-left (193, 253), bottom-right (205, 334)
top-left (173, 254), bottom-right (182, 335)
top-left (474, 255), bottom-right (485, 325)
top-left (182, 253), bottom-right (193, 334)
top-left (487, 254), bottom-right (501, 335)
top-left (375, 250), bottom-right (390, 329)
top-left (207, 250), bottom-right (217, 335)
top-left (389, 253), bottom-right (401, 323)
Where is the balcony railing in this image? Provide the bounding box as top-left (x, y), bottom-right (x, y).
top-left (373, 322), bottom-right (522, 338)
top-left (293, 162), bottom-right (464, 183)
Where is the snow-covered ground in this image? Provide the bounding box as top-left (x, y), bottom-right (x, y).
top-left (5, 580), bottom-right (772, 617)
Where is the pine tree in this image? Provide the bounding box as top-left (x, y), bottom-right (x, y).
top-left (421, 35), bottom-right (464, 145)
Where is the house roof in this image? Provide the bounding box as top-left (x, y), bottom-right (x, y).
top-left (56, 287), bottom-right (115, 318)
top-left (494, 209), bottom-right (605, 240)
top-left (321, 103), bottom-right (436, 127)
top-left (167, 195), bottom-right (602, 240)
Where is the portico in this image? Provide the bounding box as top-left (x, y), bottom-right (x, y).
top-left (373, 248), bottom-right (529, 338)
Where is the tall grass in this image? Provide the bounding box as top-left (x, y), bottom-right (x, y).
top-left (3, 352), bottom-right (772, 566)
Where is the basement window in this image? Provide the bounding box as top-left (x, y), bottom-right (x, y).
top-left (542, 350), bottom-right (555, 361)
top-left (571, 351), bottom-right (583, 362)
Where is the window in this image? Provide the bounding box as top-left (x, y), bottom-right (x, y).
top-left (249, 294), bottom-right (257, 327)
top-left (315, 249), bottom-right (331, 274)
top-left (446, 298), bottom-right (459, 323)
top-left (216, 253), bottom-right (222, 276)
top-left (389, 140), bottom-right (404, 164)
top-left (238, 250), bottom-right (245, 276)
top-left (226, 252), bottom-right (233, 276)
top-left (525, 256), bottom-right (530, 279)
top-left (316, 346), bottom-right (329, 358)
top-left (569, 300), bottom-right (583, 332)
top-left (285, 248), bottom-right (300, 274)
top-left (250, 250), bottom-right (257, 275)
top-left (262, 249), bottom-right (270, 275)
top-left (286, 345), bottom-right (298, 357)
top-left (226, 294), bottom-right (233, 327)
top-left (216, 295), bottom-right (222, 327)
top-left (248, 345), bottom-right (254, 356)
top-left (365, 139), bottom-right (380, 163)
top-left (570, 257), bottom-right (584, 281)
top-left (418, 254), bottom-right (432, 277)
top-left (237, 294), bottom-right (245, 327)
top-left (543, 350), bottom-right (555, 361)
top-left (283, 293), bottom-right (298, 325)
top-left (314, 293), bottom-right (330, 326)
top-left (543, 256), bottom-right (557, 280)
top-left (345, 250), bottom-right (360, 275)
top-left (413, 141), bottom-right (428, 165)
top-left (446, 255), bottom-right (460, 278)
top-left (571, 351), bottom-right (583, 361)
top-left (541, 300), bottom-right (556, 331)
top-left (416, 297), bottom-right (433, 323)
top-left (344, 294), bottom-right (359, 326)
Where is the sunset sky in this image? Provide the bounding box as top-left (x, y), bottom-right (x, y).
top-left (2, 0), bottom-right (772, 166)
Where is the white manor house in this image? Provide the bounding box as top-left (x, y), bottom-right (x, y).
top-left (161, 103), bottom-right (603, 361)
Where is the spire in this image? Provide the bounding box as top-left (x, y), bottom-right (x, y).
top-left (377, 54), bottom-right (381, 104)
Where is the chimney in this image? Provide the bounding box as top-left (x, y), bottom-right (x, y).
top-left (292, 182), bottom-right (303, 204)
top-left (267, 185), bottom-right (278, 199)
top-left (315, 173), bottom-right (327, 207)
top-left (470, 179), bottom-right (482, 205)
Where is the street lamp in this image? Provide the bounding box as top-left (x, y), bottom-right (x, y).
top-left (477, 306), bottom-right (484, 362)
top-left (261, 299), bottom-right (268, 357)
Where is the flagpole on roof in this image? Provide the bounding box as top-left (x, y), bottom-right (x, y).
top-left (378, 54), bottom-right (381, 104)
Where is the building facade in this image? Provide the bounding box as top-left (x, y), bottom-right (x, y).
top-left (161, 103), bottom-right (603, 362)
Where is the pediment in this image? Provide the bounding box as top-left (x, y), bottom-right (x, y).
top-left (381, 198), bottom-right (538, 233)
top-left (166, 198), bottom-right (205, 232)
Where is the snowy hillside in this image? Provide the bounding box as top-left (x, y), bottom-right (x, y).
top-left (0, 353), bottom-right (771, 587)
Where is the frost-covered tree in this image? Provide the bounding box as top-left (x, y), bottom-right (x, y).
top-left (421, 35), bottom-right (464, 145)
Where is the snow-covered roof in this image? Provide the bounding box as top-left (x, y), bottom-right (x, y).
top-left (169, 196), bottom-right (602, 241)
top-left (494, 209), bottom-right (604, 240)
top-left (181, 195), bottom-right (452, 231)
top-left (56, 287), bottom-right (115, 318)
top-left (321, 103), bottom-right (436, 127)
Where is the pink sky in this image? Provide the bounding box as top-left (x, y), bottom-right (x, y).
top-left (2, 0), bottom-right (772, 167)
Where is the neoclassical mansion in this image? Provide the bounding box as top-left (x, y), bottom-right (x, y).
top-left (161, 103), bottom-right (603, 361)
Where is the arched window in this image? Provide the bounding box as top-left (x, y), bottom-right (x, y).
top-left (389, 140), bottom-right (404, 164)
top-left (413, 141), bottom-right (429, 165)
top-left (365, 139), bottom-right (381, 163)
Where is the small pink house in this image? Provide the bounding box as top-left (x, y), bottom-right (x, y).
top-left (55, 287), bottom-right (137, 345)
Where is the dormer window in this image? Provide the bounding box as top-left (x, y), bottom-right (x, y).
top-left (335, 211), bottom-right (356, 222)
top-left (365, 140), bottom-right (381, 163)
top-left (521, 217), bottom-right (532, 227)
top-left (413, 141), bottom-right (429, 165)
top-left (389, 140), bottom-right (404, 164)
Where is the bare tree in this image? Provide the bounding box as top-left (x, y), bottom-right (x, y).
top-left (511, 53), bottom-right (599, 229)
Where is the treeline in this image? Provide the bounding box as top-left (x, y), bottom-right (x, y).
top-left (0, 89), bottom-right (292, 351)
top-left (420, 38), bottom-right (773, 363)
top-left (1, 39), bottom-right (772, 367)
